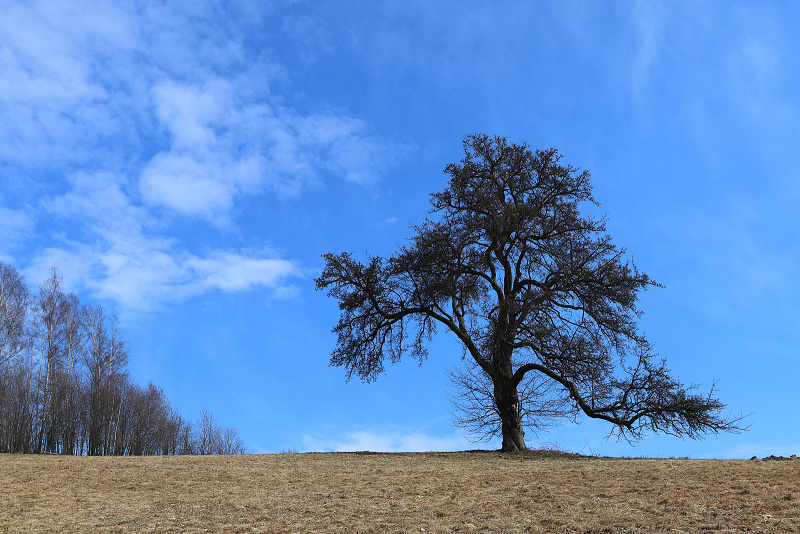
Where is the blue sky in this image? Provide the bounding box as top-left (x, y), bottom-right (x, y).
top-left (2, 0), bottom-right (798, 458)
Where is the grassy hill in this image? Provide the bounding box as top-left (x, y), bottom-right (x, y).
top-left (2, 451), bottom-right (797, 532)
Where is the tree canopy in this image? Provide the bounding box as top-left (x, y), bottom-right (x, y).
top-left (316, 134), bottom-right (744, 451)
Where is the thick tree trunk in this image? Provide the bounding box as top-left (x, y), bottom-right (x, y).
top-left (495, 379), bottom-right (527, 452)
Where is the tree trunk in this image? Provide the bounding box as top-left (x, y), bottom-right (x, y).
top-left (495, 379), bottom-right (527, 451)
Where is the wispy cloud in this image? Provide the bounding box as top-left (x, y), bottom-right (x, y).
top-left (0, 206), bottom-right (35, 257)
top-left (140, 76), bottom-right (395, 221)
top-left (627, 1), bottom-right (797, 136)
top-left (35, 172), bottom-right (302, 312)
top-left (139, 77), bottom-right (269, 220)
top-left (630, 0), bottom-right (667, 99)
top-left (2, 0), bottom-right (399, 310)
top-left (281, 13), bottom-right (334, 63)
top-left (187, 253), bottom-right (298, 293)
top-left (301, 427), bottom-right (476, 453)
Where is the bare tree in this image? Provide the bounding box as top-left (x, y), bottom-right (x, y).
top-left (31, 268), bottom-right (70, 453)
top-left (126, 382), bottom-right (174, 456)
top-left (216, 426), bottom-right (246, 455)
top-left (0, 263), bottom-right (31, 452)
top-left (0, 262), bottom-right (247, 456)
top-left (0, 263), bottom-right (30, 369)
top-left (195, 409), bottom-right (220, 455)
top-left (175, 416), bottom-right (195, 455)
top-left (82, 305), bottom-right (128, 456)
top-left (158, 409), bottom-right (185, 455)
top-left (316, 134), bottom-right (746, 451)
top-left (58, 293), bottom-right (84, 454)
top-left (190, 409), bottom-right (245, 455)
top-left (1, 362), bottom-right (36, 452)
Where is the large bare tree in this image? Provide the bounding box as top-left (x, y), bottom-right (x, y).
top-left (316, 134), bottom-right (744, 452)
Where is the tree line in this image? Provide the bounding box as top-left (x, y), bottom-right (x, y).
top-left (0, 262), bottom-right (245, 455)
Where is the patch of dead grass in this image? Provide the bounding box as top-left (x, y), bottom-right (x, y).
top-left (1, 452), bottom-right (798, 533)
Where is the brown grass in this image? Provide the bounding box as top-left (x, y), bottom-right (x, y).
top-left (2, 451), bottom-right (798, 533)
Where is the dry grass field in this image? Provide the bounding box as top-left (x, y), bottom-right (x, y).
top-left (2, 451), bottom-right (799, 533)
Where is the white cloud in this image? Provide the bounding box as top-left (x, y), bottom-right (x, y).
top-left (280, 13), bottom-right (334, 63)
top-left (726, 14), bottom-right (795, 127)
top-left (630, 0), bottom-right (666, 98)
top-left (36, 172), bottom-right (302, 312)
top-left (2, 0), bottom-right (398, 218)
top-left (270, 285), bottom-right (300, 301)
top-left (627, 1), bottom-right (798, 139)
top-left (127, 10), bottom-right (400, 221)
top-left (45, 172), bottom-right (147, 235)
top-left (24, 244), bottom-right (99, 296)
top-left (139, 77), bottom-right (272, 219)
top-left (3, 0), bottom-right (401, 309)
top-left (0, 0), bottom-right (140, 167)
top-left (187, 253), bottom-right (298, 292)
top-left (139, 74), bottom-right (396, 220)
top-left (0, 206), bottom-right (34, 245)
top-left (140, 154), bottom-right (240, 217)
top-left (302, 428), bottom-right (476, 453)
top-left (152, 81), bottom-right (224, 151)
top-left (329, 131), bottom-right (393, 185)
